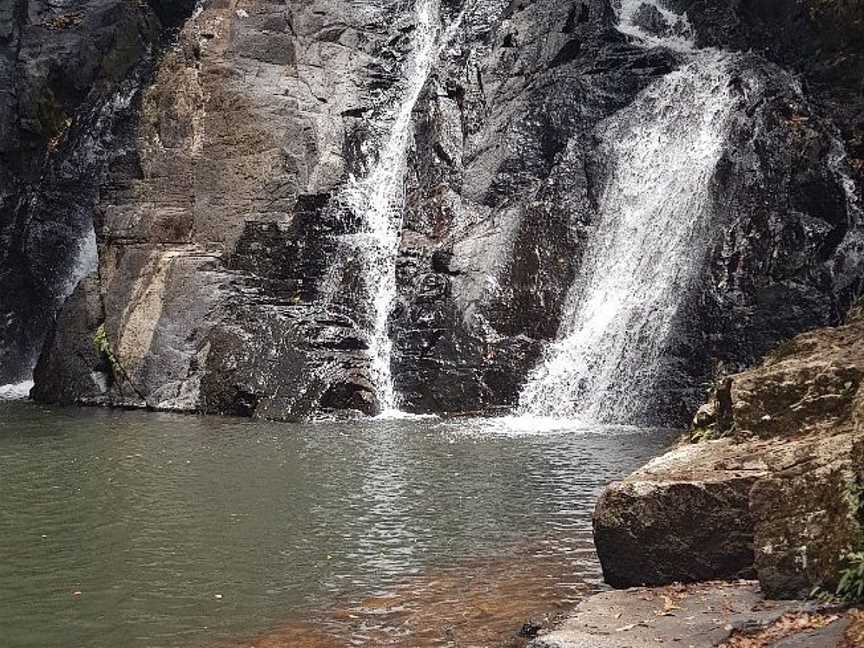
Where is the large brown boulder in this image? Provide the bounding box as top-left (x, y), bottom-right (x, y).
top-left (594, 439), bottom-right (767, 587)
top-left (752, 432), bottom-right (864, 598)
top-left (594, 313), bottom-right (864, 596)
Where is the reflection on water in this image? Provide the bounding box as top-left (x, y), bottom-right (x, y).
top-left (0, 402), bottom-right (673, 648)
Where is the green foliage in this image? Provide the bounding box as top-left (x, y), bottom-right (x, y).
top-left (809, 584), bottom-right (840, 604)
top-left (832, 478), bottom-right (864, 602)
top-left (93, 323), bottom-right (109, 355)
top-left (93, 324), bottom-right (119, 376)
top-left (844, 479), bottom-right (863, 522)
top-left (689, 424), bottom-right (717, 443)
top-left (836, 551), bottom-right (864, 603)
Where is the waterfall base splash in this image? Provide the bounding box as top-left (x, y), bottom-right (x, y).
top-left (0, 381), bottom-right (34, 401)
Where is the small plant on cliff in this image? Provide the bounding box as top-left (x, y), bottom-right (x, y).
top-left (689, 424), bottom-right (717, 443)
top-left (836, 551), bottom-right (864, 603)
top-left (93, 324), bottom-right (119, 376)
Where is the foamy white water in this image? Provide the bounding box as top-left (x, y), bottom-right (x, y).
top-left (341, 0), bottom-right (442, 412)
top-left (618, 0), bottom-right (695, 52)
top-left (0, 381), bottom-right (34, 400)
top-left (516, 4), bottom-right (739, 424)
top-left (829, 138), bottom-right (863, 224)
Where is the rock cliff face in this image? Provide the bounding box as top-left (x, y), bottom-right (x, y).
top-left (0, 0), bottom-right (197, 383)
top-left (8, 0), bottom-right (864, 423)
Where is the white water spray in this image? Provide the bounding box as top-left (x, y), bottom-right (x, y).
top-left (617, 0), bottom-right (695, 52)
top-left (515, 2), bottom-right (738, 425)
top-left (341, 0), bottom-right (447, 414)
top-left (0, 380), bottom-right (34, 400)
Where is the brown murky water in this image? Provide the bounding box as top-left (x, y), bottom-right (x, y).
top-left (0, 402), bottom-right (673, 648)
top-left (225, 542), bottom-right (594, 648)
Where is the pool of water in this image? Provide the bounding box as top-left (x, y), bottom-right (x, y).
top-left (0, 401), bottom-right (673, 648)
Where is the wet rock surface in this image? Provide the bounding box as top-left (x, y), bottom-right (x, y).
top-left (31, 273), bottom-right (110, 405)
top-left (5, 0), bottom-right (860, 423)
top-left (0, 0), bottom-right (198, 383)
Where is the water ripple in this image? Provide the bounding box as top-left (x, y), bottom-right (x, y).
top-left (0, 401), bottom-right (673, 648)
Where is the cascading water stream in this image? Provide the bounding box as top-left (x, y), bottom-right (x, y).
top-left (515, 1), bottom-right (739, 425)
top-left (0, 211), bottom-right (97, 401)
top-left (617, 0), bottom-right (695, 52)
top-left (341, 0), bottom-right (463, 415)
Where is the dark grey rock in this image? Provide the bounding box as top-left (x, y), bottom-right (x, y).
top-left (31, 273), bottom-right (108, 405)
top-left (19, 0), bottom-right (864, 425)
top-left (0, 0), bottom-right (194, 383)
top-left (771, 616), bottom-right (851, 648)
top-left (632, 3), bottom-right (671, 37)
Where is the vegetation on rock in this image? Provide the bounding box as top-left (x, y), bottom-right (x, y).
top-left (837, 551), bottom-right (864, 602)
top-left (92, 324), bottom-right (119, 378)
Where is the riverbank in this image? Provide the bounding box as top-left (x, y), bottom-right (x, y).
top-left (530, 581), bottom-right (863, 648)
top-left (592, 308), bottom-right (864, 598)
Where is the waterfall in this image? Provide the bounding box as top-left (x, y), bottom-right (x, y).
top-left (60, 227), bottom-right (99, 304)
top-left (0, 227), bottom-right (96, 401)
top-left (515, 2), bottom-right (738, 424)
top-left (0, 381), bottom-right (35, 400)
top-left (340, 0), bottom-right (443, 414)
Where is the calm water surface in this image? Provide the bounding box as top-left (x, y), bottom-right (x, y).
top-left (0, 401), bottom-right (673, 647)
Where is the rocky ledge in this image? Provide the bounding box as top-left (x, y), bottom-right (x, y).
top-left (593, 308), bottom-right (864, 599)
top-left (529, 581), bottom-right (863, 648)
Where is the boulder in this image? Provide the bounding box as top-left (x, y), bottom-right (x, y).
top-left (752, 432), bottom-right (864, 598)
top-left (728, 320), bottom-right (864, 439)
top-left (595, 312), bottom-right (864, 595)
top-left (594, 440), bottom-right (767, 587)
